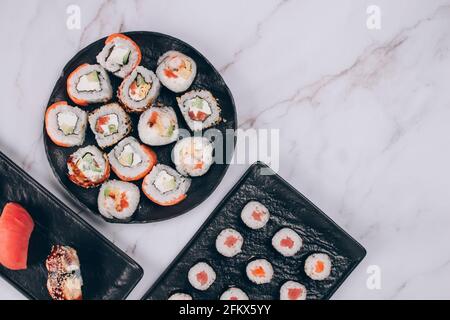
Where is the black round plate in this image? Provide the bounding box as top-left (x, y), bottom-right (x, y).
top-left (44, 31), bottom-right (237, 224)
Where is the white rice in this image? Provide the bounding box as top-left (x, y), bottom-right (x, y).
top-left (215, 228), bottom-right (243, 258)
top-left (220, 288), bottom-right (249, 300)
top-left (172, 137), bottom-right (214, 177)
top-left (304, 253), bottom-right (332, 281)
top-left (176, 90), bottom-right (221, 131)
top-left (241, 201), bottom-right (270, 230)
top-left (67, 145), bottom-right (109, 188)
top-left (138, 105), bottom-right (179, 146)
top-left (246, 259), bottom-right (274, 285)
top-left (97, 180), bottom-right (140, 220)
top-left (168, 293), bottom-right (193, 300)
top-left (272, 228), bottom-right (303, 257)
top-left (156, 51), bottom-right (197, 93)
top-left (280, 281), bottom-right (307, 300)
top-left (188, 262), bottom-right (216, 291)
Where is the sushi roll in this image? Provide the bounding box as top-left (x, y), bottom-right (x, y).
top-left (188, 262), bottom-right (216, 291)
top-left (241, 201), bottom-right (270, 230)
top-left (168, 293), bottom-right (193, 300)
top-left (272, 228), bottom-right (303, 257)
top-left (45, 101), bottom-right (87, 147)
top-left (138, 105), bottom-right (179, 146)
top-left (172, 137), bottom-right (214, 177)
top-left (304, 253), bottom-right (332, 281)
top-left (246, 259), bottom-right (274, 285)
top-left (96, 33), bottom-right (142, 78)
top-left (215, 228), bottom-right (243, 258)
top-left (98, 180), bottom-right (140, 220)
top-left (67, 145), bottom-right (110, 188)
top-left (118, 66), bottom-right (161, 113)
top-left (88, 103), bottom-right (131, 149)
top-left (280, 281), bottom-right (307, 300)
top-left (108, 137), bottom-right (157, 182)
top-left (177, 90), bottom-right (222, 131)
top-left (142, 164), bottom-right (191, 206)
top-left (220, 288), bottom-right (249, 300)
top-left (67, 64), bottom-right (113, 106)
top-left (156, 51), bottom-right (197, 93)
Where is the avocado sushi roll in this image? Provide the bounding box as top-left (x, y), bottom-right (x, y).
top-left (138, 105), bottom-right (179, 146)
top-left (177, 90), bottom-right (222, 131)
top-left (98, 180), bottom-right (140, 220)
top-left (67, 146), bottom-right (110, 188)
top-left (156, 51), bottom-right (197, 93)
top-left (172, 137), bottom-right (214, 177)
top-left (188, 262), bottom-right (216, 291)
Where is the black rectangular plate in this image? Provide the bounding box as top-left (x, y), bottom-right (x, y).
top-left (0, 151), bottom-right (143, 300)
top-left (144, 162), bottom-right (366, 300)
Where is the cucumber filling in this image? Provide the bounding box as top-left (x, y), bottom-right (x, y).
top-left (129, 73), bottom-right (151, 102)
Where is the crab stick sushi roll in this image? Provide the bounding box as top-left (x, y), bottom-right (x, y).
top-left (142, 164), bottom-right (191, 206)
top-left (172, 137), bottom-right (214, 177)
top-left (220, 288), bottom-right (249, 301)
top-left (96, 33), bottom-right (142, 78)
top-left (156, 51), bottom-right (197, 93)
top-left (246, 259), bottom-right (274, 285)
top-left (177, 90), bottom-right (222, 131)
top-left (98, 180), bottom-right (140, 220)
top-left (304, 253), bottom-right (332, 281)
top-left (241, 201), bottom-right (270, 230)
top-left (188, 262), bottom-right (216, 291)
top-left (215, 228), bottom-right (243, 258)
top-left (67, 64), bottom-right (113, 106)
top-left (280, 281), bottom-right (307, 300)
top-left (118, 66), bottom-right (160, 113)
top-left (45, 101), bottom-right (88, 147)
top-left (168, 293), bottom-right (193, 300)
top-left (88, 103), bottom-right (131, 149)
top-left (272, 228), bottom-right (303, 257)
top-left (67, 145), bottom-right (110, 188)
top-left (108, 137), bottom-right (157, 182)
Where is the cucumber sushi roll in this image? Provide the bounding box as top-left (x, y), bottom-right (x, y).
top-left (177, 90), bottom-right (222, 131)
top-left (138, 105), bottom-right (179, 146)
top-left (188, 262), bottom-right (216, 291)
top-left (272, 228), bottom-right (303, 257)
top-left (215, 228), bottom-right (243, 258)
top-left (96, 33), bottom-right (142, 79)
top-left (45, 101), bottom-right (87, 147)
top-left (172, 137), bottom-right (214, 177)
top-left (108, 137), bottom-right (157, 182)
top-left (67, 64), bottom-right (113, 106)
top-left (220, 288), bottom-right (249, 301)
top-left (98, 180), bottom-right (140, 220)
top-left (280, 281), bottom-right (307, 300)
top-left (88, 103), bottom-right (131, 149)
top-left (142, 164), bottom-right (191, 206)
top-left (168, 293), bottom-right (193, 300)
top-left (156, 51), bottom-right (197, 93)
top-left (241, 201), bottom-right (270, 230)
top-left (304, 253), bottom-right (332, 281)
top-left (246, 259), bottom-right (274, 285)
top-left (67, 146), bottom-right (110, 188)
top-left (118, 66), bottom-right (161, 113)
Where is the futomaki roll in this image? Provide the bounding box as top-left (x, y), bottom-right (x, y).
top-left (280, 281), bottom-right (307, 300)
top-left (156, 51), bottom-right (197, 93)
top-left (67, 146), bottom-right (110, 188)
top-left (241, 201), bottom-right (270, 230)
top-left (188, 262), bottom-right (216, 291)
top-left (177, 90), bottom-right (222, 131)
top-left (246, 259), bottom-right (274, 285)
top-left (97, 180), bottom-right (140, 220)
top-left (96, 33), bottom-right (142, 78)
top-left (172, 137), bottom-right (214, 177)
top-left (45, 101), bottom-right (87, 147)
top-left (220, 288), bottom-right (249, 301)
top-left (215, 228), bottom-right (243, 258)
top-left (67, 64), bottom-right (113, 106)
top-left (304, 253), bottom-right (332, 281)
top-left (168, 293), bottom-right (193, 300)
top-left (138, 105), bottom-right (179, 146)
top-left (118, 66), bottom-right (160, 113)
top-left (272, 228), bottom-right (303, 257)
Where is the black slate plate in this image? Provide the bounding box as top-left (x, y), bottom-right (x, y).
top-left (143, 162), bottom-right (366, 300)
top-left (0, 151), bottom-right (143, 300)
top-left (44, 31), bottom-right (237, 223)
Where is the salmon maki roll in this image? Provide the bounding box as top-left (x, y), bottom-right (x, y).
top-left (168, 293), bottom-right (193, 300)
top-left (188, 262), bottom-right (216, 291)
top-left (280, 281), bottom-right (307, 300)
top-left (215, 228), bottom-right (243, 258)
top-left (67, 146), bottom-right (110, 188)
top-left (246, 259), bottom-right (274, 284)
top-left (304, 253), bottom-right (332, 281)
top-left (241, 201), bottom-right (270, 230)
top-left (220, 288), bottom-right (249, 300)
top-left (272, 228), bottom-right (303, 257)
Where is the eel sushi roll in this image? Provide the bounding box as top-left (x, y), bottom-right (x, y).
top-left (168, 293), bottom-right (193, 300)
top-left (215, 228), bottom-right (243, 258)
top-left (96, 33), bottom-right (142, 78)
top-left (280, 281), bottom-right (307, 300)
top-left (241, 201), bottom-right (270, 230)
top-left (272, 228), bottom-right (303, 257)
top-left (45, 101), bottom-right (87, 147)
top-left (108, 137), bottom-right (157, 182)
top-left (304, 253), bottom-right (332, 281)
top-left (138, 105), bottom-right (179, 146)
top-left (177, 90), bottom-right (222, 131)
top-left (156, 50), bottom-right (197, 93)
top-left (246, 259), bottom-right (274, 285)
top-left (172, 137), bottom-right (214, 177)
top-left (67, 145), bottom-right (110, 188)
top-left (188, 262), bottom-right (216, 291)
top-left (142, 164), bottom-right (191, 206)
top-left (88, 103), bottom-right (131, 149)
top-left (67, 64), bottom-right (113, 106)
top-left (98, 180), bottom-right (140, 220)
top-left (220, 288), bottom-right (249, 301)
top-left (118, 66), bottom-right (161, 113)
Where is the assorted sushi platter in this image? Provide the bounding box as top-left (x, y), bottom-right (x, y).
top-left (0, 151), bottom-right (143, 300)
top-left (44, 31), bottom-right (236, 223)
top-left (144, 162), bottom-right (366, 300)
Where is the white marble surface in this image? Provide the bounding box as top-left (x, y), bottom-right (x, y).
top-left (1, 0), bottom-right (450, 300)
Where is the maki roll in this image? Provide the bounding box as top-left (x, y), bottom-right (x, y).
top-left (67, 145), bottom-right (110, 188)
top-left (246, 259), bottom-right (274, 285)
top-left (98, 180), bottom-right (140, 220)
top-left (142, 164), bottom-right (191, 206)
top-left (172, 137), bottom-right (214, 177)
top-left (156, 51), bottom-right (197, 93)
top-left (96, 33), bottom-right (142, 78)
top-left (220, 288), bottom-right (249, 301)
top-left (280, 281), bottom-right (307, 300)
top-left (304, 253), bottom-right (332, 281)
top-left (168, 293), bottom-right (193, 300)
top-left (67, 64), bottom-right (113, 106)
top-left (272, 228), bottom-right (303, 257)
top-left (177, 90), bottom-right (222, 131)
top-left (215, 228), bottom-right (243, 258)
top-left (188, 262), bottom-right (216, 291)
top-left (241, 201), bottom-right (270, 230)
top-left (138, 105), bottom-right (179, 146)
top-left (88, 103), bottom-right (131, 149)
top-left (118, 66), bottom-right (161, 113)
top-left (108, 137), bottom-right (157, 182)
top-left (45, 101), bottom-right (87, 147)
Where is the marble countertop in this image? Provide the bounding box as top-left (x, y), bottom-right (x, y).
top-left (1, 0), bottom-right (450, 300)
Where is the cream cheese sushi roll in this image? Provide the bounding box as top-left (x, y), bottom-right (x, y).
top-left (88, 103), bottom-right (131, 149)
top-left (142, 164), bottom-right (191, 206)
top-left (304, 253), bottom-right (332, 281)
top-left (118, 66), bottom-right (160, 113)
top-left (241, 201), bottom-right (270, 230)
top-left (168, 293), bottom-right (193, 300)
top-left (172, 137), bottom-right (214, 177)
top-left (156, 51), bottom-right (197, 93)
top-left (96, 33), bottom-right (142, 78)
top-left (98, 180), bottom-right (140, 220)
top-left (138, 105), bottom-right (179, 146)
top-left (67, 64), bottom-right (113, 106)
top-left (177, 90), bottom-right (222, 131)
top-left (220, 288), bottom-right (249, 301)
top-left (45, 101), bottom-right (87, 147)
top-left (188, 262), bottom-right (216, 291)
top-left (215, 228), bottom-right (243, 258)
top-left (67, 146), bottom-right (110, 188)
top-left (246, 259), bottom-right (274, 285)
top-left (280, 281), bottom-right (307, 300)
top-left (272, 228), bottom-right (303, 257)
